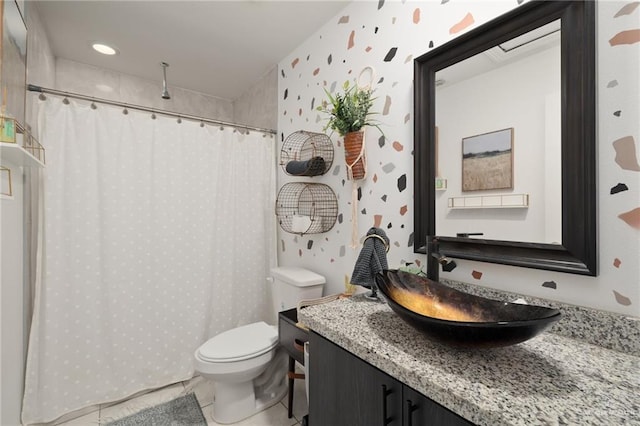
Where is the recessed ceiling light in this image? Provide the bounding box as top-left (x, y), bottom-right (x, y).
top-left (92, 43), bottom-right (117, 55)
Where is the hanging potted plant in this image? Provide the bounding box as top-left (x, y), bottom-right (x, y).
top-left (317, 79), bottom-right (381, 180)
top-left (318, 72), bottom-right (383, 248)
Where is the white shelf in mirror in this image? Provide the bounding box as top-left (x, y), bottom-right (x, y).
top-left (0, 142), bottom-right (45, 168)
top-left (448, 193), bottom-right (529, 209)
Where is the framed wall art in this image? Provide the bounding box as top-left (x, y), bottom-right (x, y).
top-left (1, 166), bottom-right (13, 198)
top-left (461, 128), bottom-right (513, 191)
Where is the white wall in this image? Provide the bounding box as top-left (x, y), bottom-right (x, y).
top-left (1, 2), bottom-right (55, 425)
top-left (277, 1), bottom-right (640, 316)
top-left (1, 165), bottom-right (26, 426)
top-left (436, 45), bottom-right (561, 243)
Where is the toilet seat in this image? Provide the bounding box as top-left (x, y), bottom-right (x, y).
top-left (197, 321), bottom-right (278, 363)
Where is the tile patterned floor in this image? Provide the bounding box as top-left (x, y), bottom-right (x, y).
top-left (39, 374), bottom-right (308, 426)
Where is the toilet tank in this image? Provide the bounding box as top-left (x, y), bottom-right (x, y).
top-left (271, 267), bottom-right (325, 314)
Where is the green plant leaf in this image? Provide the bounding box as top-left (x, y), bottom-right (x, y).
top-left (317, 80), bottom-right (384, 137)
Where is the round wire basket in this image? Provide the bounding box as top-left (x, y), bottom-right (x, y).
top-left (280, 131), bottom-right (334, 176)
top-left (276, 183), bottom-right (338, 234)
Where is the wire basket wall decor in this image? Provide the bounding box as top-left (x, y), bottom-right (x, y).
top-left (276, 183), bottom-right (338, 235)
top-left (280, 130), bottom-right (333, 176)
top-left (24, 132), bottom-right (46, 164)
top-left (1, 116), bottom-right (46, 165)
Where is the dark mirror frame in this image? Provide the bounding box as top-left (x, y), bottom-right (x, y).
top-left (414, 0), bottom-right (597, 276)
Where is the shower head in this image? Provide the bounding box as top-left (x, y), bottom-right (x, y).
top-left (161, 62), bottom-right (171, 100)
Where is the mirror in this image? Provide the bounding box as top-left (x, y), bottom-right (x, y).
top-left (1, 0), bottom-right (28, 125)
top-left (435, 20), bottom-right (561, 244)
top-left (414, 1), bottom-right (597, 276)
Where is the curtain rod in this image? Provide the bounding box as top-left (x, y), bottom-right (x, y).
top-left (27, 84), bottom-right (277, 135)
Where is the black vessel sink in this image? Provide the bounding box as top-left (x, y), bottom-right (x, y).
top-left (375, 270), bottom-right (561, 348)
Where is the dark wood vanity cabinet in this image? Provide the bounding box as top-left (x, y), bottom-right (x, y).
top-left (309, 331), bottom-right (474, 426)
top-left (309, 330), bottom-right (403, 425)
top-left (402, 385), bottom-right (473, 426)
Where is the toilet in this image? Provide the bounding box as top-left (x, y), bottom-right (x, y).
top-left (194, 267), bottom-right (325, 424)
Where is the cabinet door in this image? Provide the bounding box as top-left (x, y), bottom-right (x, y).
top-left (403, 386), bottom-right (474, 426)
top-left (309, 331), bottom-right (402, 426)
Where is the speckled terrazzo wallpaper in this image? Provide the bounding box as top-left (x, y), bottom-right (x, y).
top-left (277, 0), bottom-right (640, 316)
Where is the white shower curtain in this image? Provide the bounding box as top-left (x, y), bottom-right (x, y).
top-left (22, 97), bottom-right (277, 424)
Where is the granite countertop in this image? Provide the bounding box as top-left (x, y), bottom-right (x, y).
top-left (299, 296), bottom-right (640, 426)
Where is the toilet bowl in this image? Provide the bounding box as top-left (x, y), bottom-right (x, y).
top-left (194, 321), bottom-right (287, 424)
top-left (194, 267), bottom-right (325, 424)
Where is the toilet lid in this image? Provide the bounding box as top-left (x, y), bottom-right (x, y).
top-left (197, 321), bottom-right (278, 362)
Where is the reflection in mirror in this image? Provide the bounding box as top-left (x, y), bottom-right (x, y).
top-left (1, 0), bottom-right (28, 125)
top-left (435, 20), bottom-right (561, 244)
top-left (413, 0), bottom-right (597, 276)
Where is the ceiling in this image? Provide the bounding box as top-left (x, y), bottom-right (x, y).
top-left (437, 20), bottom-right (561, 89)
top-left (34, 1), bottom-right (350, 101)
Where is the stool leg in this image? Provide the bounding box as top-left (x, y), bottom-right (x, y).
top-left (287, 356), bottom-right (295, 418)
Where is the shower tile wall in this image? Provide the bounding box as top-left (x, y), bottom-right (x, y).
top-left (25, 4), bottom-right (55, 140)
top-left (54, 58), bottom-right (235, 122)
top-left (233, 66), bottom-right (278, 130)
top-left (50, 58), bottom-right (278, 131)
top-left (277, 1), bottom-right (640, 316)
top-left (26, 7), bottom-right (55, 88)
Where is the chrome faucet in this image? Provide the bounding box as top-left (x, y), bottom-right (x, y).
top-left (426, 236), bottom-right (457, 282)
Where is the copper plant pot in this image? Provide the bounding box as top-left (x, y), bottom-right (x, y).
top-left (344, 131), bottom-right (366, 180)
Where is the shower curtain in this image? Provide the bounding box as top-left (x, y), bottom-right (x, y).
top-left (21, 97), bottom-right (277, 424)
